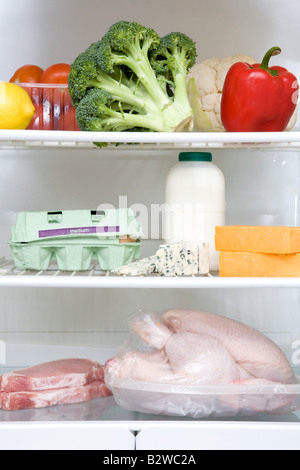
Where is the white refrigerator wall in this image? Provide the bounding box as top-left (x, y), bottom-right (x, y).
top-left (1, 0), bottom-right (300, 82)
top-left (0, 0), bottom-right (299, 365)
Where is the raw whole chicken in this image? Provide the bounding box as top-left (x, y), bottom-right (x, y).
top-left (105, 309), bottom-right (297, 415)
top-left (162, 309), bottom-right (295, 385)
top-left (118, 309), bottom-right (294, 386)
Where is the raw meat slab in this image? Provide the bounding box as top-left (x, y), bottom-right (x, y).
top-left (1, 380), bottom-right (112, 411)
top-left (1, 358), bottom-right (104, 393)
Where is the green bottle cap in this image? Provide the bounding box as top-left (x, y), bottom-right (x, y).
top-left (179, 152), bottom-right (212, 162)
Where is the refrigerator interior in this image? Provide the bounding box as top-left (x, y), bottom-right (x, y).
top-left (0, 0), bottom-right (300, 449)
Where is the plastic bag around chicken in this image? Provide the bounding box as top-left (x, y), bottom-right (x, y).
top-left (105, 308), bottom-right (300, 418)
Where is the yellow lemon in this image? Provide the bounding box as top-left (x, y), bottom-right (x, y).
top-left (0, 81), bottom-right (35, 129)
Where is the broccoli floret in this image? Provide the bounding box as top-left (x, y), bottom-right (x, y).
top-left (150, 33), bottom-right (197, 113)
top-left (68, 42), bottom-right (100, 107)
top-left (68, 21), bottom-right (197, 133)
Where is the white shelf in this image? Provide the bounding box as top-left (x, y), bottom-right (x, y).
top-left (0, 421), bottom-right (136, 450)
top-left (1, 259), bottom-right (300, 289)
top-left (1, 407), bottom-right (300, 450)
top-left (135, 421), bottom-right (300, 450)
top-left (1, 129), bottom-right (300, 150)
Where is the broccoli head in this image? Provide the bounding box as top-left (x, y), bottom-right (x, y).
top-left (68, 21), bottom-right (198, 134)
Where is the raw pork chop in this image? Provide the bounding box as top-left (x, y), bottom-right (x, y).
top-left (1, 358), bottom-right (104, 393)
top-left (1, 380), bottom-right (112, 411)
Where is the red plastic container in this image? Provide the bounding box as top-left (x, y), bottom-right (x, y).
top-left (19, 83), bottom-right (80, 131)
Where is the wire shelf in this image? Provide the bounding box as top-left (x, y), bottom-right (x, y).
top-left (1, 258), bottom-right (300, 289)
top-left (1, 130), bottom-right (300, 150)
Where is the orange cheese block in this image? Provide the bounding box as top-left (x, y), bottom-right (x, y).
top-left (215, 225), bottom-right (300, 254)
top-left (219, 251), bottom-right (300, 277)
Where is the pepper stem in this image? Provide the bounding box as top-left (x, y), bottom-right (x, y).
top-left (260, 46), bottom-right (281, 76)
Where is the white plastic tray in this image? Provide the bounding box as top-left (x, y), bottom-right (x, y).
top-left (106, 376), bottom-right (300, 419)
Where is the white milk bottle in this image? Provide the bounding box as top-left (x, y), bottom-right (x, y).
top-left (164, 152), bottom-right (225, 271)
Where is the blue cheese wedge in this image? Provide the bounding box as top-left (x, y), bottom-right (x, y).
top-left (156, 243), bottom-right (209, 276)
top-left (111, 255), bottom-right (157, 276)
top-left (111, 243), bottom-right (209, 276)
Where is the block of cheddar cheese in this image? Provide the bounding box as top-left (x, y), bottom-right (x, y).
top-left (215, 226), bottom-right (300, 254)
top-left (219, 251), bottom-right (300, 277)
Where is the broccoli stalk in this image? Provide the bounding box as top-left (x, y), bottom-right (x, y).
top-left (150, 32), bottom-right (197, 130)
top-left (76, 88), bottom-right (168, 132)
top-left (68, 21), bottom-right (197, 133)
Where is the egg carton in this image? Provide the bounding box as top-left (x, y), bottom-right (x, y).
top-left (8, 209), bottom-right (142, 271)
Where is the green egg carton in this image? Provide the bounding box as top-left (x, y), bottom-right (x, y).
top-left (8, 209), bottom-right (142, 271)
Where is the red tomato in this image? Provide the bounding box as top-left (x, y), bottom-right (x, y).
top-left (40, 63), bottom-right (71, 84)
top-left (60, 105), bottom-right (80, 131)
top-left (9, 64), bottom-right (44, 83)
top-left (25, 101), bottom-right (53, 130)
top-left (26, 103), bottom-right (42, 130)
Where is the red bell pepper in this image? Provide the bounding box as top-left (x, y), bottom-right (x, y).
top-left (220, 47), bottom-right (299, 132)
